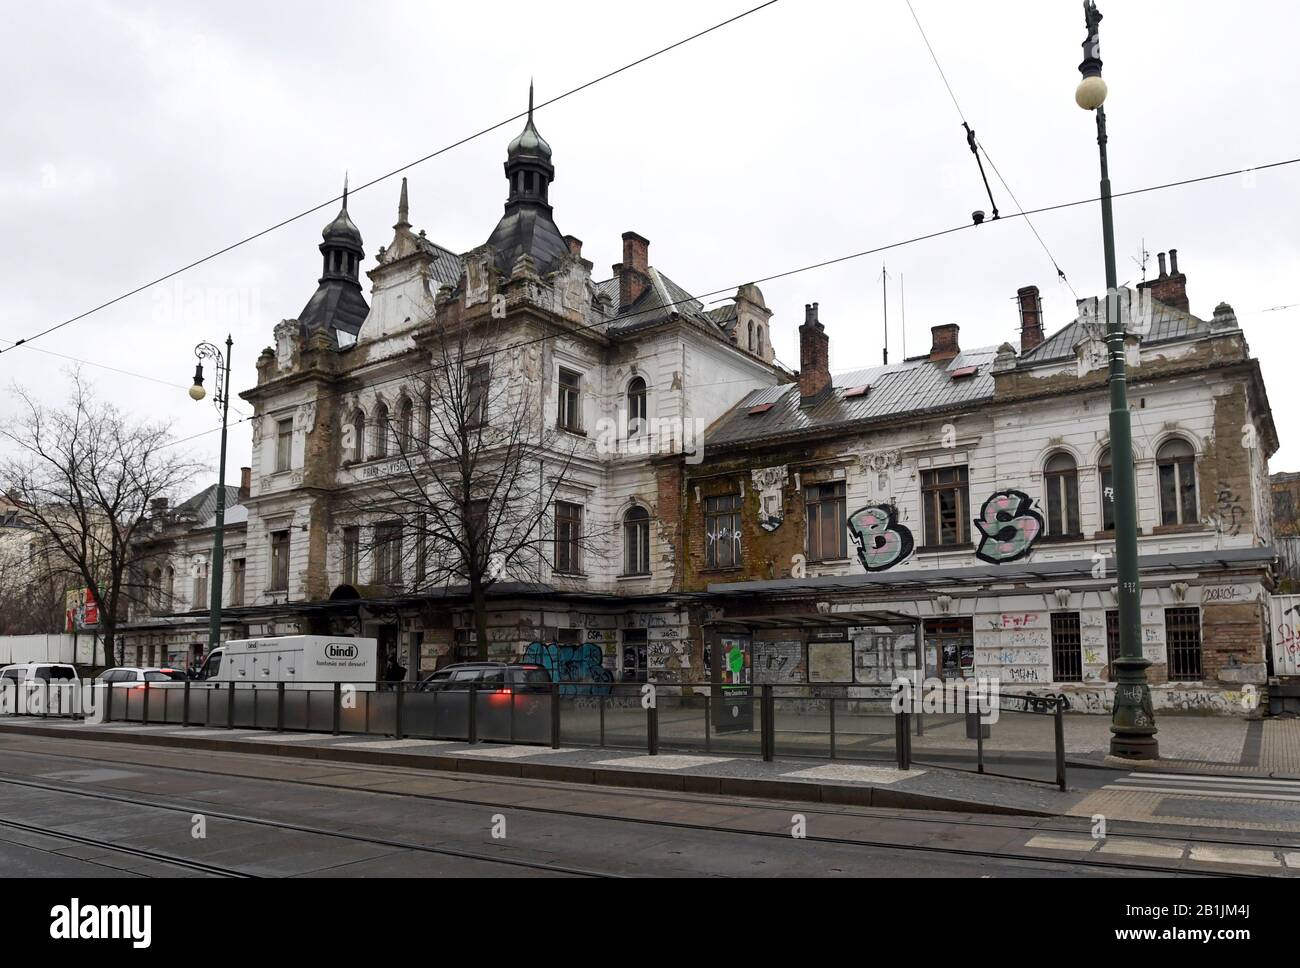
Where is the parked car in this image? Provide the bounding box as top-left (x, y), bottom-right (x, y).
top-left (0, 662), bottom-right (78, 684)
top-left (417, 662), bottom-right (552, 694)
top-left (96, 667), bottom-right (188, 689)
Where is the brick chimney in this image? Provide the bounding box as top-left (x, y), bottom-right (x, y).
top-left (1017, 285), bottom-right (1045, 353)
top-left (239, 466), bottom-right (251, 501)
top-left (930, 323), bottom-right (960, 362)
top-left (1137, 248), bottom-right (1190, 312)
top-left (798, 302), bottom-right (831, 406)
top-left (618, 231), bottom-right (651, 311)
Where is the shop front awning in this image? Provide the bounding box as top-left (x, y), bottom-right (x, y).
top-left (706, 610), bottom-right (918, 630)
top-left (705, 546), bottom-right (1277, 596)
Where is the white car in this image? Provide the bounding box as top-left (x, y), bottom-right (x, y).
top-left (0, 662), bottom-right (78, 684)
top-left (96, 667), bottom-right (188, 688)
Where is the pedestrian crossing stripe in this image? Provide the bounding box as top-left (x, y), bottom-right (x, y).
top-left (1106, 772), bottom-right (1300, 803)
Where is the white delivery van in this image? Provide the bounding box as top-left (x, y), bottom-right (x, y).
top-left (193, 636), bottom-right (377, 691)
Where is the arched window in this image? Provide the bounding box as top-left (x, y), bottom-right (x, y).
top-left (1098, 448), bottom-right (1115, 531)
top-left (398, 398), bottom-right (414, 453)
top-left (623, 506), bottom-right (651, 576)
top-left (627, 377), bottom-right (647, 437)
top-left (150, 568), bottom-right (163, 611)
top-left (748, 320), bottom-right (755, 351)
top-left (351, 410), bottom-right (366, 463)
top-left (1157, 438), bottom-right (1198, 525)
top-left (374, 403), bottom-right (389, 458)
top-left (165, 566), bottom-right (175, 608)
top-left (1044, 452), bottom-right (1080, 536)
top-left (755, 326), bottom-right (764, 355)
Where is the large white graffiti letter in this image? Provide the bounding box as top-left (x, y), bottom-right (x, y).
top-left (848, 504), bottom-right (914, 572)
top-left (974, 490), bottom-right (1044, 564)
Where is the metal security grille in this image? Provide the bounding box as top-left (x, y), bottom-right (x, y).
top-left (1050, 612), bottom-right (1083, 682)
top-left (1165, 607), bottom-right (1203, 680)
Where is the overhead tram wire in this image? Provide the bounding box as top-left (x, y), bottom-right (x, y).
top-left (0, 0), bottom-right (783, 360)
top-left (152, 155), bottom-right (1300, 453)
top-left (903, 0), bottom-right (1078, 298)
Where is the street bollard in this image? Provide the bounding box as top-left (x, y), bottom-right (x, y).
top-left (467, 684), bottom-right (478, 744)
top-left (703, 694), bottom-right (711, 753)
top-left (104, 680), bottom-right (113, 723)
top-left (332, 682), bottom-right (341, 736)
top-left (761, 684), bottom-right (774, 762)
top-left (829, 696), bottom-right (837, 760)
top-left (394, 681), bottom-right (404, 741)
top-left (143, 680), bottom-right (151, 724)
top-left (182, 680), bottom-right (191, 728)
top-left (276, 682), bottom-right (285, 733)
top-left (1054, 701), bottom-right (1067, 792)
top-left (226, 681), bottom-right (235, 729)
top-left (647, 695), bottom-right (659, 756)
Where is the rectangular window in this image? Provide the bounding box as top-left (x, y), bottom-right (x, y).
top-left (341, 527), bottom-right (360, 586)
top-left (554, 501), bottom-right (583, 574)
top-left (193, 563), bottom-right (208, 611)
top-left (467, 364), bottom-right (490, 426)
top-left (415, 514), bottom-right (428, 586)
top-left (1050, 612), bottom-right (1083, 682)
top-left (1105, 608), bottom-right (1120, 680)
top-left (705, 493), bottom-right (743, 568)
top-left (230, 558), bottom-right (246, 607)
top-left (270, 530), bottom-right (290, 591)
top-left (805, 481), bottom-right (847, 561)
top-left (921, 466), bottom-right (970, 547)
top-left (374, 522), bottom-right (403, 585)
top-left (275, 418), bottom-right (293, 473)
top-left (557, 368), bottom-right (582, 432)
top-left (1165, 606), bottom-right (1203, 679)
top-left (622, 629), bottom-right (648, 682)
top-left (924, 617), bottom-right (973, 680)
top-left (465, 499), bottom-right (489, 571)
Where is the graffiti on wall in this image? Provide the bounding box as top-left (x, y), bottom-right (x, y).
top-left (522, 640), bottom-right (613, 696)
top-left (848, 503), bottom-right (914, 571)
top-left (1207, 482), bottom-right (1247, 537)
top-left (751, 466), bottom-right (788, 532)
top-left (973, 489), bottom-right (1044, 564)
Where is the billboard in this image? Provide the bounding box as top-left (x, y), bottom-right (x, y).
top-left (65, 587), bottom-right (99, 632)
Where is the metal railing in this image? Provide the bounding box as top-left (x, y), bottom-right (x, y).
top-left (0, 678), bottom-right (1068, 789)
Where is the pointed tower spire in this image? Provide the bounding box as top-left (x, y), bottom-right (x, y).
top-left (342, 171), bottom-right (349, 210)
top-left (396, 177), bottom-right (410, 229)
top-left (528, 78), bottom-right (534, 120)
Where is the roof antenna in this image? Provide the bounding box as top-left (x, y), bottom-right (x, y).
top-left (900, 273), bottom-right (907, 360)
top-left (880, 262), bottom-right (891, 365)
top-left (1131, 237), bottom-right (1150, 283)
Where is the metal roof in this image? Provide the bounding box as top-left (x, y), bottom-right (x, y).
top-left (1020, 300), bottom-right (1210, 365)
top-left (598, 267), bottom-right (720, 336)
top-left (705, 346), bottom-right (999, 448)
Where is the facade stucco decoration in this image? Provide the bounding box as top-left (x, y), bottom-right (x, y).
top-left (857, 449), bottom-right (902, 496)
top-left (273, 320), bottom-right (298, 372)
top-left (751, 465), bottom-right (788, 532)
top-left (848, 503), bottom-right (914, 571)
top-left (973, 489), bottom-right (1045, 564)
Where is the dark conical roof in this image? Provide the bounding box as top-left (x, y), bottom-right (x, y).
top-left (486, 83), bottom-right (565, 277)
top-left (299, 176), bottom-right (369, 342)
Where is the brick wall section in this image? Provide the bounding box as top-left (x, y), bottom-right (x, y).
top-left (1201, 601), bottom-right (1267, 683)
top-left (1197, 383), bottom-right (1254, 538)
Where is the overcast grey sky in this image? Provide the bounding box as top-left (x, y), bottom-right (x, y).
top-left (3, 0), bottom-right (1298, 484)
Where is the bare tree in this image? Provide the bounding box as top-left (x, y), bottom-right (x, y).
top-left (340, 318), bottom-right (593, 661)
top-left (0, 371), bottom-right (199, 665)
top-left (0, 517), bottom-right (67, 636)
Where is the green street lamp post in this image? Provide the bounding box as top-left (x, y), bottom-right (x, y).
top-left (189, 336), bottom-right (234, 659)
top-left (1076, 1), bottom-right (1157, 758)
